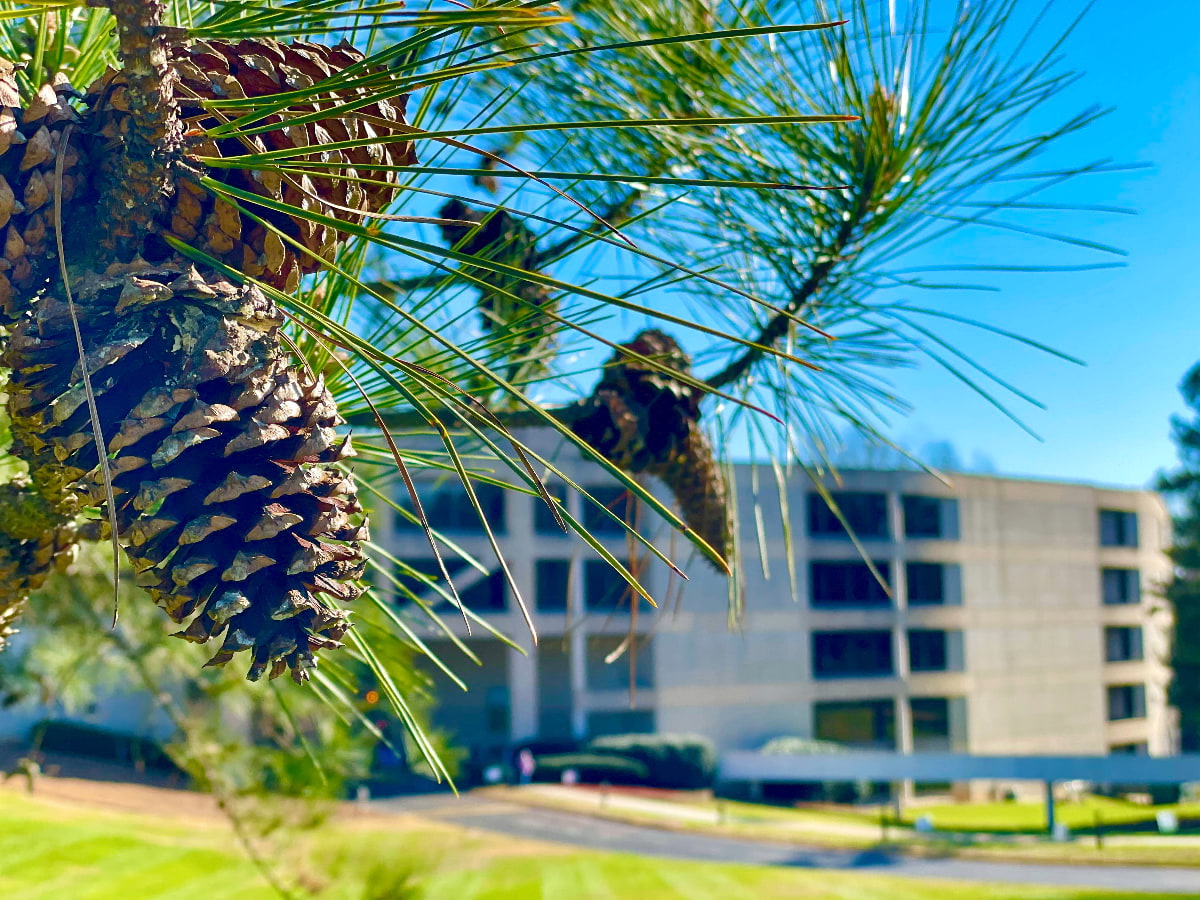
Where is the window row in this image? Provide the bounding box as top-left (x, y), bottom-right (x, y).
top-left (814, 696), bottom-right (966, 751)
top-left (396, 482), bottom-right (633, 538)
top-left (811, 629), bottom-right (964, 678)
top-left (810, 561), bottom-right (961, 608)
top-left (808, 493), bottom-right (958, 541)
top-left (394, 557), bottom-right (638, 614)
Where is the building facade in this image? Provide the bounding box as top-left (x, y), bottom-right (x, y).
top-left (378, 434), bottom-right (1176, 772)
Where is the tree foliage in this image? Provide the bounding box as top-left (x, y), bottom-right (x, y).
top-left (1158, 363), bottom-right (1200, 751)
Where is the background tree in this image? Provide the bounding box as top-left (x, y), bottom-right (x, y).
top-left (1158, 364), bottom-right (1200, 752)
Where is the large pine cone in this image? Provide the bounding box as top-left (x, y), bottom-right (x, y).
top-left (3, 265), bottom-right (366, 682)
top-left (571, 329), bottom-right (731, 565)
top-left (86, 38), bottom-right (416, 289)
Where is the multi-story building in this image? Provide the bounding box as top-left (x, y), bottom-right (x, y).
top-left (378, 433), bottom-right (1176, 772)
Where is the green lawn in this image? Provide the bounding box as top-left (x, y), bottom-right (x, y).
top-left (0, 787), bottom-right (1162, 900)
top-left (900, 796), bottom-right (1200, 834)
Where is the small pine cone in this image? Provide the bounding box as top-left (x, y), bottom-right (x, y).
top-left (571, 329), bottom-right (731, 565)
top-left (653, 420), bottom-right (730, 563)
top-left (3, 265), bottom-right (367, 682)
top-left (0, 480), bottom-right (77, 650)
top-left (85, 39), bottom-right (416, 288)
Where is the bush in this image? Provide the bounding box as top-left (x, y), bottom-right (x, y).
top-left (33, 720), bottom-right (179, 773)
top-left (759, 736), bottom-right (848, 756)
top-left (586, 733), bottom-right (716, 789)
top-left (532, 752), bottom-right (648, 784)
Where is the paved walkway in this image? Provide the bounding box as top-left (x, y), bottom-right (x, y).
top-left (376, 793), bottom-right (1200, 895)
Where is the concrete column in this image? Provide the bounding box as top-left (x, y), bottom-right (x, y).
top-left (507, 644), bottom-right (538, 742)
top-left (569, 624), bottom-right (587, 738)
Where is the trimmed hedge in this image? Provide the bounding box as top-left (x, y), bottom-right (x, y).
top-left (34, 720), bottom-right (179, 773)
top-left (586, 733), bottom-right (716, 789)
top-left (533, 752), bottom-right (648, 784)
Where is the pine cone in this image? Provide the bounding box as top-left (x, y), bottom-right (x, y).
top-left (0, 480), bottom-right (77, 650)
top-left (4, 265), bottom-right (366, 682)
top-left (85, 39), bottom-right (416, 290)
top-left (571, 330), bottom-right (731, 564)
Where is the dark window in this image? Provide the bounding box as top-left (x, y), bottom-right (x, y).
top-left (460, 571), bottom-right (507, 612)
top-left (1109, 742), bottom-right (1149, 756)
top-left (812, 631), bottom-right (894, 679)
top-left (903, 496), bottom-right (958, 539)
top-left (535, 559), bottom-right (571, 612)
top-left (485, 686), bottom-right (509, 735)
top-left (534, 482), bottom-right (568, 536)
top-left (587, 709), bottom-right (655, 737)
top-left (1102, 568), bottom-right (1141, 605)
top-left (585, 559), bottom-right (633, 613)
top-left (808, 492), bottom-right (889, 539)
top-left (908, 629), bottom-right (963, 672)
top-left (582, 484), bottom-right (630, 537)
top-left (1105, 626), bottom-right (1144, 663)
top-left (906, 562), bottom-right (963, 606)
top-left (1100, 509), bottom-right (1138, 548)
top-left (810, 561), bottom-right (891, 608)
top-left (396, 482), bottom-right (506, 534)
top-left (586, 635), bottom-right (654, 691)
top-left (394, 557), bottom-right (470, 607)
top-left (911, 698), bottom-right (952, 752)
top-left (814, 699), bottom-right (896, 750)
top-left (1107, 684), bottom-right (1146, 721)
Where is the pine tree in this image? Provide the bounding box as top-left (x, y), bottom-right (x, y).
top-left (0, 2), bottom-right (848, 697)
top-left (1158, 363), bottom-right (1200, 751)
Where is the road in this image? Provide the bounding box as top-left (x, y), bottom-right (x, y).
top-left (376, 793), bottom-right (1200, 895)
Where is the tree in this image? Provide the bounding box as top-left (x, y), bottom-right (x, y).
top-left (0, 0), bottom-right (1120, 775)
top-left (1158, 363), bottom-right (1200, 751)
top-left (0, 1), bottom-right (854, 774)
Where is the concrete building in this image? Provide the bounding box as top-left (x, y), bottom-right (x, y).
top-left (378, 433), bottom-right (1176, 774)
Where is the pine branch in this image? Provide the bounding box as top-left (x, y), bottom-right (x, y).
top-left (705, 213), bottom-right (858, 392)
top-left (94, 0), bottom-right (183, 260)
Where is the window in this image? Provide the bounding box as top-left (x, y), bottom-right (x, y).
top-left (535, 559), bottom-right (570, 612)
top-left (1102, 568), bottom-right (1141, 605)
top-left (903, 496), bottom-right (959, 539)
top-left (906, 562), bottom-right (962, 606)
top-left (1107, 684), bottom-right (1146, 721)
top-left (587, 709), bottom-right (655, 737)
top-left (908, 629), bottom-right (964, 672)
top-left (814, 699), bottom-right (896, 750)
top-left (585, 636), bottom-right (654, 691)
top-left (810, 561), bottom-right (891, 608)
top-left (394, 557), bottom-right (470, 607)
top-left (534, 482), bottom-right (568, 536)
top-left (396, 482), bottom-right (506, 534)
top-left (1109, 742), bottom-right (1149, 756)
top-left (812, 631), bottom-right (894, 679)
top-left (585, 559), bottom-right (633, 612)
top-left (808, 491), bottom-right (889, 539)
top-left (485, 686), bottom-right (509, 735)
top-left (1105, 626), bottom-right (1144, 663)
top-left (582, 484), bottom-right (630, 537)
top-left (911, 698), bottom-right (953, 752)
top-left (460, 571), bottom-right (507, 612)
top-left (1100, 509), bottom-right (1138, 547)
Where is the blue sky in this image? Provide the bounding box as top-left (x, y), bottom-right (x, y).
top-left (872, 0), bottom-right (1200, 488)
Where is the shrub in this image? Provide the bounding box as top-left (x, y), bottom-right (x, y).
top-left (586, 733), bottom-right (716, 789)
top-left (759, 736), bottom-right (848, 756)
top-left (33, 720), bottom-right (179, 773)
top-left (532, 752), bottom-right (648, 784)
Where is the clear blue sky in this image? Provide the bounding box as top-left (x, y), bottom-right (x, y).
top-left (873, 0), bottom-right (1200, 488)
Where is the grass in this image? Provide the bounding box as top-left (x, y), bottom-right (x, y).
top-left (0, 784), bottom-right (1164, 900)
top-left (494, 786), bottom-right (1200, 868)
top-left (900, 797), bottom-right (1200, 834)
